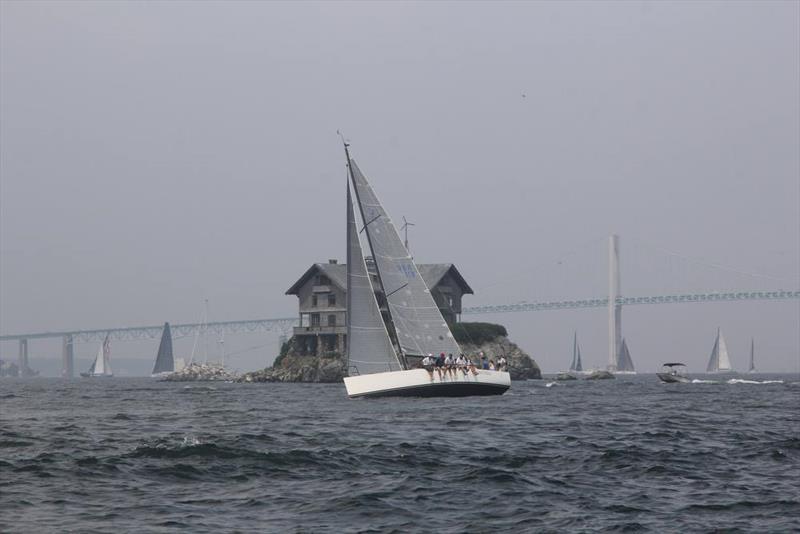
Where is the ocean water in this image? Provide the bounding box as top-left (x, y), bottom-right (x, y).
top-left (1, 375), bottom-right (799, 533)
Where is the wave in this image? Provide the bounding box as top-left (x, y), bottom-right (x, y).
top-left (727, 379), bottom-right (784, 385)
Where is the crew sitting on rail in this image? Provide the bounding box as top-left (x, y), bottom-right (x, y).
top-left (435, 352), bottom-right (445, 378)
top-left (444, 353), bottom-right (455, 376)
top-left (456, 353), bottom-right (468, 376)
top-left (421, 354), bottom-right (435, 378)
top-left (497, 356), bottom-right (508, 371)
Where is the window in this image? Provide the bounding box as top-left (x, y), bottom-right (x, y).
top-left (328, 294), bottom-right (336, 307)
top-left (316, 275), bottom-right (331, 286)
top-left (310, 314), bottom-right (320, 327)
top-left (311, 295), bottom-right (318, 307)
top-left (328, 314), bottom-right (336, 327)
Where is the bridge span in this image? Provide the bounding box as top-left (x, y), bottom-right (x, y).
top-left (2, 289), bottom-right (797, 377)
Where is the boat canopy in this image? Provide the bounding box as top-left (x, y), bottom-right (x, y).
top-left (662, 362), bottom-right (687, 367)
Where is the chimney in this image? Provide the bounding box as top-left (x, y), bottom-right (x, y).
top-left (328, 259), bottom-right (338, 264)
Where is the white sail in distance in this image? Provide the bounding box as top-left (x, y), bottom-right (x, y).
top-left (346, 182), bottom-right (403, 374)
top-left (616, 338), bottom-right (635, 373)
top-left (706, 328), bottom-right (733, 372)
top-left (348, 158), bottom-right (461, 359)
top-left (90, 335), bottom-right (112, 376)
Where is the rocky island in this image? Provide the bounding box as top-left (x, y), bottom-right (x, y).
top-left (238, 322), bottom-right (541, 383)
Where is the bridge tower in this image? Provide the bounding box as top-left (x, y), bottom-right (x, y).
top-left (62, 334), bottom-right (74, 378)
top-left (18, 339), bottom-right (28, 376)
top-left (608, 234), bottom-right (622, 371)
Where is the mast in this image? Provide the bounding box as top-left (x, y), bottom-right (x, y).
top-left (345, 180), bottom-right (353, 370)
top-left (342, 140), bottom-right (406, 370)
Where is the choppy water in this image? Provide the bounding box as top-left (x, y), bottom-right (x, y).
top-left (1, 375), bottom-right (799, 532)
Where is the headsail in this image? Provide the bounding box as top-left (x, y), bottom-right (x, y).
top-left (346, 182), bottom-right (402, 374)
top-left (152, 322), bottom-right (175, 374)
top-left (616, 338), bottom-right (635, 372)
top-left (347, 158), bottom-right (461, 360)
top-left (570, 331), bottom-right (583, 372)
top-left (89, 334), bottom-right (112, 376)
top-left (707, 328), bottom-right (733, 372)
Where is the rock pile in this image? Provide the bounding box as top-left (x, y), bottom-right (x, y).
top-left (460, 337), bottom-right (542, 380)
top-left (161, 363), bottom-right (237, 382)
top-left (237, 333), bottom-right (541, 383)
top-left (238, 354), bottom-right (345, 383)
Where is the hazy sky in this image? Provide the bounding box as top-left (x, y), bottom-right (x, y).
top-left (1, 1), bottom-right (798, 374)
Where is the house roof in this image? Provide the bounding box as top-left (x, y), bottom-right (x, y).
top-left (285, 262), bottom-right (473, 295)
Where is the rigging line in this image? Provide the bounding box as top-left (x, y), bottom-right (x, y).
top-left (359, 214), bottom-right (382, 234)
top-left (479, 235), bottom-right (610, 292)
top-left (386, 283), bottom-right (409, 298)
top-left (628, 237), bottom-right (794, 284)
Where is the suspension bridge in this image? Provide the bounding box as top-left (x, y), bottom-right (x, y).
top-left (2, 235), bottom-right (797, 376)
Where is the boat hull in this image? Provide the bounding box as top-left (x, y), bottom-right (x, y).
top-left (343, 368), bottom-right (511, 399)
top-left (657, 372), bottom-right (690, 384)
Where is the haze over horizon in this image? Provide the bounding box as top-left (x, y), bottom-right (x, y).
top-left (1, 1), bottom-right (798, 374)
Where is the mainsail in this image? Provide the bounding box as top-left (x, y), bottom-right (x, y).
top-left (88, 334), bottom-right (112, 376)
top-left (707, 328), bottom-right (733, 372)
top-left (748, 338), bottom-right (755, 373)
top-left (616, 338), bottom-right (635, 372)
top-left (152, 322), bottom-right (175, 374)
top-left (347, 158), bottom-right (461, 360)
top-left (570, 332), bottom-right (583, 372)
top-left (346, 182), bottom-right (402, 374)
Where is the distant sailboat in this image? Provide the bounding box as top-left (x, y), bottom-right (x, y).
top-left (80, 334), bottom-right (113, 378)
top-left (706, 328), bottom-right (735, 373)
top-left (748, 338), bottom-right (756, 373)
top-left (569, 331), bottom-right (583, 373)
top-left (615, 338), bottom-right (636, 374)
top-left (152, 322), bottom-right (175, 376)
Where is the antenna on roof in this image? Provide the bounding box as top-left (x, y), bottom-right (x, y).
top-left (401, 216), bottom-right (416, 253)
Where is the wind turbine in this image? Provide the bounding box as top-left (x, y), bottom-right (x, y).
top-left (401, 216), bottom-right (415, 253)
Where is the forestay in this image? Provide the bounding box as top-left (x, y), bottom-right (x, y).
top-left (348, 159), bottom-right (461, 359)
top-left (346, 184), bottom-right (403, 374)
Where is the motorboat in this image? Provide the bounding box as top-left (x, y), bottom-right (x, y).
top-left (657, 362), bottom-right (690, 383)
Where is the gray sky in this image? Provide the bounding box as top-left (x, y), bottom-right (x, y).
top-left (1, 1), bottom-right (798, 374)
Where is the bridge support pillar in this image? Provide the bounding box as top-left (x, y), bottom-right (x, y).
top-left (62, 335), bottom-right (74, 378)
top-left (608, 234), bottom-right (622, 371)
top-left (18, 339), bottom-right (28, 377)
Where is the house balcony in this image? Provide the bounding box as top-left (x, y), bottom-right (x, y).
top-left (293, 325), bottom-right (347, 336)
top-left (312, 285), bottom-right (331, 293)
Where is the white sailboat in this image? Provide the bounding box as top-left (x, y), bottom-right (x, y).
top-left (706, 328), bottom-right (735, 373)
top-left (570, 331), bottom-right (583, 373)
top-left (615, 337), bottom-right (636, 374)
top-left (80, 334), bottom-right (113, 378)
top-left (341, 144), bottom-right (510, 398)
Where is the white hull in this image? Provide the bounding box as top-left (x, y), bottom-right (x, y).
top-left (344, 368), bottom-right (511, 399)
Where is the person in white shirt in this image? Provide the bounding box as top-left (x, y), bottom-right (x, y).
top-left (421, 354), bottom-right (435, 378)
top-left (444, 353), bottom-right (455, 377)
top-left (498, 356), bottom-right (508, 371)
top-left (455, 354), bottom-right (468, 376)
